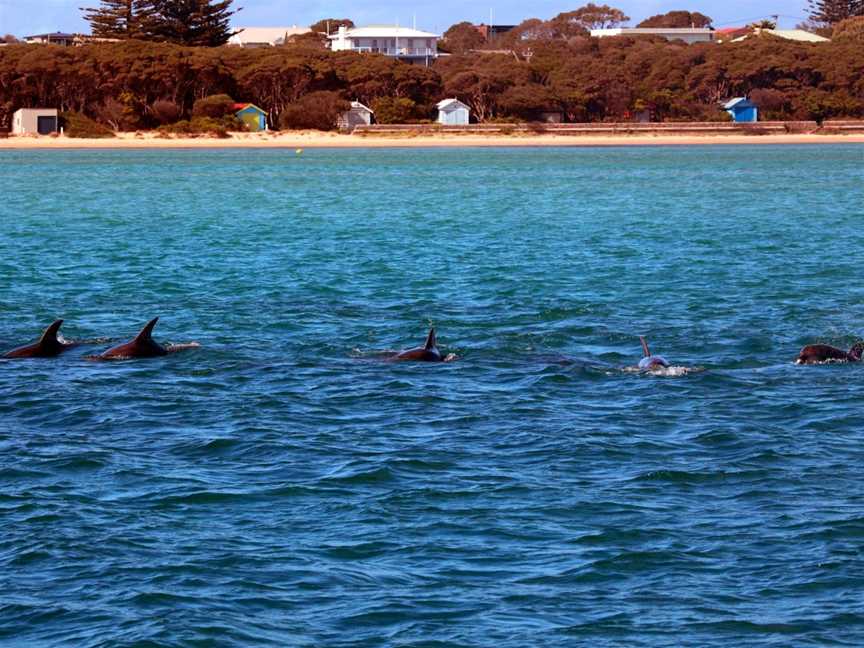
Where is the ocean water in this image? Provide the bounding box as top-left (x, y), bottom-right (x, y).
top-left (1, 145), bottom-right (864, 647)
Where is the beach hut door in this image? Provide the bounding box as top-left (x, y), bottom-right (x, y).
top-left (37, 116), bottom-right (57, 134)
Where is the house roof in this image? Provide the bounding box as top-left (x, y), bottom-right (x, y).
top-left (731, 28), bottom-right (829, 43)
top-left (764, 29), bottom-right (830, 42)
top-left (25, 32), bottom-right (76, 40)
top-left (349, 101), bottom-right (374, 114)
top-left (229, 27), bottom-right (310, 45)
top-left (233, 103), bottom-right (266, 114)
top-left (591, 28), bottom-right (714, 37)
top-left (724, 97), bottom-right (755, 109)
top-left (329, 26), bottom-right (439, 39)
top-left (437, 98), bottom-right (469, 111)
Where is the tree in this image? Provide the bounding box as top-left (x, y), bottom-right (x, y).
top-left (82, 0), bottom-right (142, 38)
top-left (751, 19), bottom-right (778, 29)
top-left (568, 3), bottom-right (630, 30)
top-left (548, 11), bottom-right (592, 38)
top-left (807, 0), bottom-right (864, 25)
top-left (637, 11), bottom-right (713, 28)
top-left (441, 22), bottom-right (486, 54)
top-left (370, 96), bottom-right (417, 123)
top-left (142, 0), bottom-right (237, 46)
top-left (832, 14), bottom-right (864, 38)
top-left (2, 35), bottom-right (19, 43)
top-left (310, 18), bottom-right (354, 34)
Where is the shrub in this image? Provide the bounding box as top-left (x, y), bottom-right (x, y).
top-left (370, 97), bottom-right (417, 124)
top-left (151, 99), bottom-right (182, 125)
top-left (61, 112), bottom-right (115, 138)
top-left (192, 94), bottom-right (236, 119)
top-left (279, 92), bottom-right (350, 131)
top-left (157, 116), bottom-right (234, 138)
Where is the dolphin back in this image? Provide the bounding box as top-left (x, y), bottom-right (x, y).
top-left (3, 319), bottom-right (65, 358)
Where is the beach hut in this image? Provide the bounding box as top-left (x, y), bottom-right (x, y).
top-left (233, 103), bottom-right (267, 132)
top-left (724, 97), bottom-right (758, 123)
top-left (12, 108), bottom-right (59, 135)
top-left (338, 101), bottom-right (374, 129)
top-left (437, 99), bottom-right (470, 125)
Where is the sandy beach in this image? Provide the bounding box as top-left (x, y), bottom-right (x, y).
top-left (2, 130), bottom-right (864, 149)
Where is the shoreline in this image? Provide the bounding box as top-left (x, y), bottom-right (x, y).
top-left (2, 131), bottom-right (864, 149)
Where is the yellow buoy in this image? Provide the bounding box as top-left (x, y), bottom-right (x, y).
top-left (296, 149), bottom-right (303, 155)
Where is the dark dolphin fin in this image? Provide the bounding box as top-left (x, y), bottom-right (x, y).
top-left (134, 317), bottom-right (159, 343)
top-left (640, 336), bottom-right (651, 358)
top-left (424, 328), bottom-right (437, 350)
top-left (39, 320), bottom-right (64, 346)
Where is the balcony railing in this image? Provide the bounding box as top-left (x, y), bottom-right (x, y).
top-left (351, 47), bottom-right (437, 57)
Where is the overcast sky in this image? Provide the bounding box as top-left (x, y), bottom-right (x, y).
top-left (1, 0), bottom-right (812, 37)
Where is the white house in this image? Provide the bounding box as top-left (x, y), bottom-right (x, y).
top-left (228, 27), bottom-right (310, 48)
top-left (12, 109), bottom-right (59, 135)
top-left (23, 32), bottom-right (76, 46)
top-left (329, 25), bottom-right (438, 63)
top-left (591, 28), bottom-right (715, 44)
top-left (437, 99), bottom-right (470, 126)
top-left (338, 101), bottom-right (374, 129)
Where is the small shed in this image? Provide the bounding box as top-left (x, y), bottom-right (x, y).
top-left (233, 103), bottom-right (267, 132)
top-left (724, 97), bottom-right (758, 123)
top-left (338, 101), bottom-right (374, 129)
top-left (437, 98), bottom-right (470, 125)
top-left (12, 108), bottom-right (59, 135)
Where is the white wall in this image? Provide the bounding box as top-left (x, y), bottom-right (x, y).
top-left (439, 107), bottom-right (470, 126)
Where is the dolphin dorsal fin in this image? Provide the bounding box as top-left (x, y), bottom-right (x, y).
top-left (39, 319), bottom-right (64, 345)
top-left (134, 317), bottom-right (159, 343)
top-left (640, 336), bottom-right (651, 358)
top-left (424, 328), bottom-right (437, 351)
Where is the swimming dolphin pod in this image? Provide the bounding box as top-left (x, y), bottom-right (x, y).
top-left (795, 341), bottom-right (864, 365)
top-left (3, 320), bottom-right (74, 359)
top-left (6, 317), bottom-right (864, 371)
top-left (393, 328), bottom-right (444, 362)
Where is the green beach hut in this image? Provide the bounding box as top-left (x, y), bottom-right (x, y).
top-left (233, 103), bottom-right (268, 132)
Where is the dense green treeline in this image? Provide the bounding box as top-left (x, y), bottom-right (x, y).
top-left (1, 33), bottom-right (863, 132)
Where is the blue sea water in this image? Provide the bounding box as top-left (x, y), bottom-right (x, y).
top-left (1, 145), bottom-right (864, 647)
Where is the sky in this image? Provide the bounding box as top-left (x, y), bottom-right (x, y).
top-left (0, 0), bottom-right (813, 38)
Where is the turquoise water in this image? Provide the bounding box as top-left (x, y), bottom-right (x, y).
top-left (2, 145), bottom-right (864, 646)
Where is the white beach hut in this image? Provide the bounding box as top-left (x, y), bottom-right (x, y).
top-left (12, 108), bottom-right (59, 135)
top-left (338, 101), bottom-right (374, 130)
top-left (437, 99), bottom-right (470, 126)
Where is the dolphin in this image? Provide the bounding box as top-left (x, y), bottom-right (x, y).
top-left (393, 328), bottom-right (444, 362)
top-left (638, 336), bottom-right (670, 371)
top-left (94, 317), bottom-right (199, 361)
top-left (795, 341), bottom-right (864, 365)
top-left (3, 319), bottom-right (75, 359)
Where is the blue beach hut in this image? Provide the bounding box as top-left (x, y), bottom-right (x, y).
top-left (233, 103), bottom-right (268, 132)
top-left (724, 97), bottom-right (758, 123)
